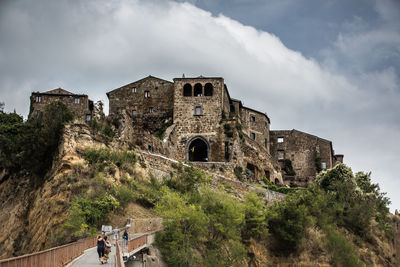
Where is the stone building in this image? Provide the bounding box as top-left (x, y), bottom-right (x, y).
top-left (29, 88), bottom-right (93, 121)
top-left (107, 75), bottom-right (342, 187)
top-left (108, 75), bottom-right (283, 184)
top-left (106, 76), bottom-right (174, 133)
top-left (270, 129), bottom-right (343, 186)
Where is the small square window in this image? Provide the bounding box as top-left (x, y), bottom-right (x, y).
top-left (144, 91), bottom-right (150, 98)
top-left (132, 87), bottom-right (137, 93)
top-left (149, 107), bottom-right (154, 113)
top-left (35, 96), bottom-right (41, 103)
top-left (74, 97), bottom-right (80, 104)
top-left (277, 137), bottom-right (284, 143)
top-left (132, 110), bottom-right (137, 116)
top-left (86, 114), bottom-right (91, 121)
top-left (194, 105), bottom-right (203, 116)
top-left (250, 115), bottom-right (256, 122)
top-left (250, 132), bottom-right (256, 140)
top-left (322, 162), bottom-right (327, 170)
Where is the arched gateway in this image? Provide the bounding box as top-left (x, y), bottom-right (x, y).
top-left (187, 136), bottom-right (210, 162)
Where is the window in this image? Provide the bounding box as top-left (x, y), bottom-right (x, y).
top-left (132, 87), bottom-right (137, 93)
top-left (144, 91), bottom-right (150, 98)
top-left (132, 110), bottom-right (137, 116)
top-left (35, 96), bottom-right (41, 103)
top-left (149, 107), bottom-right (154, 113)
top-left (194, 83), bottom-right (202, 96)
top-left (277, 150), bottom-right (284, 160)
top-left (74, 97), bottom-right (80, 104)
top-left (204, 83), bottom-right (213, 96)
top-left (86, 114), bottom-right (91, 121)
top-left (265, 138), bottom-right (268, 148)
top-left (250, 115), bottom-right (256, 122)
top-left (277, 137), bottom-right (284, 143)
top-left (322, 162), bottom-right (327, 170)
top-left (194, 105), bottom-right (203, 116)
top-left (250, 132), bottom-right (256, 140)
top-left (183, 83), bottom-right (192, 96)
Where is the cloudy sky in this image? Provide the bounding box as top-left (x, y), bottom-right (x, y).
top-left (0, 0), bottom-right (399, 211)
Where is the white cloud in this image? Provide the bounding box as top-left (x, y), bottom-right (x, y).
top-left (0, 0), bottom-right (399, 211)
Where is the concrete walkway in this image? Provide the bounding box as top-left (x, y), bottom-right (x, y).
top-left (68, 246), bottom-right (116, 267)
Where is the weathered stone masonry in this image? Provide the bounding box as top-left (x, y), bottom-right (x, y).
top-left (29, 88), bottom-right (93, 121)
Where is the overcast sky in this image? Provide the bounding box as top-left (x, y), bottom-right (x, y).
top-left (0, 0), bottom-right (399, 211)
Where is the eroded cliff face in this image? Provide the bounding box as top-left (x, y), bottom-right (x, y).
top-left (0, 123), bottom-right (108, 258)
top-left (0, 122), bottom-right (399, 267)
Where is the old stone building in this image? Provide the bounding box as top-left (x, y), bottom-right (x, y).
top-left (29, 88), bottom-right (93, 121)
top-left (107, 75), bottom-right (284, 184)
top-left (106, 75), bottom-right (342, 187)
top-left (270, 130), bottom-right (343, 186)
top-left (106, 76), bottom-right (174, 133)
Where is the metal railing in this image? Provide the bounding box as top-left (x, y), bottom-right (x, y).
top-left (0, 236), bottom-right (97, 267)
top-left (116, 241), bottom-right (125, 267)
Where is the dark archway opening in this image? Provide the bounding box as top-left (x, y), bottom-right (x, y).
top-left (183, 83), bottom-right (192, 96)
top-left (204, 83), bottom-right (213, 96)
top-left (188, 138), bottom-right (208, 162)
top-left (194, 83), bottom-right (202, 96)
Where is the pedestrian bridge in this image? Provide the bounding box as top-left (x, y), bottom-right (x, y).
top-left (0, 219), bottom-right (161, 267)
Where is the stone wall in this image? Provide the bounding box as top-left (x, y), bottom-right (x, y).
top-left (240, 106), bottom-right (270, 154)
top-left (171, 77), bottom-right (226, 162)
top-left (30, 90), bottom-right (92, 121)
top-left (270, 129), bottom-right (334, 186)
top-left (107, 76), bottom-right (174, 133)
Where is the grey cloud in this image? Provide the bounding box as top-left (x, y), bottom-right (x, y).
top-left (0, 0), bottom-right (399, 211)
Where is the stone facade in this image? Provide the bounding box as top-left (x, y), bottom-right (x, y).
top-left (107, 75), bottom-right (342, 187)
top-left (270, 129), bottom-right (343, 186)
top-left (29, 88), bottom-right (93, 121)
top-left (107, 76), bottom-right (174, 134)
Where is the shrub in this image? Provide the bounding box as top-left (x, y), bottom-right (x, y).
top-left (234, 166), bottom-right (243, 181)
top-left (242, 192), bottom-right (269, 239)
top-left (266, 192), bottom-right (312, 254)
top-left (324, 226), bottom-right (362, 267)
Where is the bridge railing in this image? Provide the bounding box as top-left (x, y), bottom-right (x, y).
top-left (0, 236), bottom-right (97, 267)
top-left (116, 241), bottom-right (125, 267)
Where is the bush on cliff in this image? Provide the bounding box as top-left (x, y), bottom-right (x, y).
top-left (0, 102), bottom-right (73, 181)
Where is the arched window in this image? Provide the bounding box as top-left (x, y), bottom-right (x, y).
top-left (194, 83), bottom-right (202, 96)
top-left (183, 83), bottom-right (192, 96)
top-left (204, 83), bottom-right (213, 96)
top-left (275, 178), bottom-right (280, 185)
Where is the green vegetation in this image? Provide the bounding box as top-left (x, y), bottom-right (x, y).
top-left (223, 123), bottom-right (234, 138)
top-left (84, 148), bottom-right (136, 167)
top-left (155, 118), bottom-right (173, 140)
top-left (87, 119), bottom-right (114, 138)
top-left (262, 177), bottom-right (306, 194)
top-left (0, 102), bottom-right (73, 182)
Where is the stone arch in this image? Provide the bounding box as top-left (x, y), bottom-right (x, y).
top-left (204, 83), bottom-right (213, 96)
top-left (194, 83), bottom-right (202, 96)
top-left (274, 178), bottom-right (280, 185)
top-left (187, 136), bottom-right (210, 162)
top-left (183, 83), bottom-right (192, 96)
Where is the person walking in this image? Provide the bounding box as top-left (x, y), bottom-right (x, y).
top-left (97, 235), bottom-right (106, 264)
top-left (103, 236), bottom-right (112, 263)
top-left (123, 230), bottom-right (128, 247)
top-left (113, 228), bottom-right (119, 246)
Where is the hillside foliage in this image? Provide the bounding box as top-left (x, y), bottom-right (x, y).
top-left (0, 102), bottom-right (73, 182)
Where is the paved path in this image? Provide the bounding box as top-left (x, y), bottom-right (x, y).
top-left (69, 246), bottom-right (115, 267)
